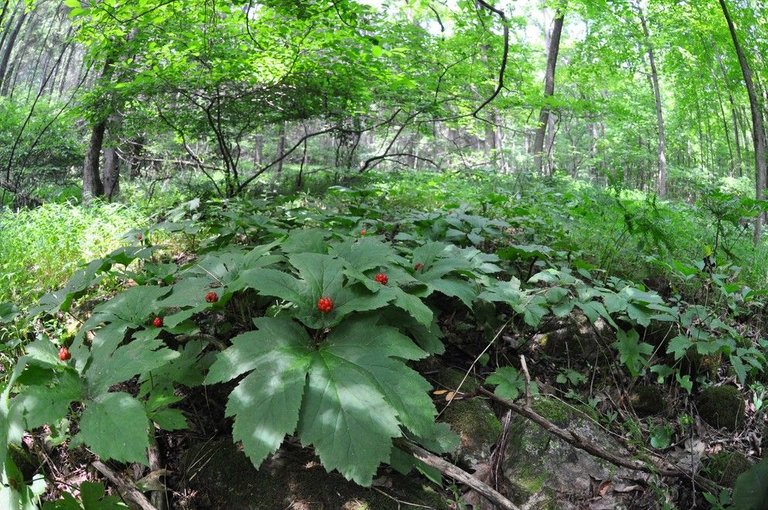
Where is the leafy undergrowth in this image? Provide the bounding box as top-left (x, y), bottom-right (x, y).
top-left (1, 172), bottom-right (768, 508)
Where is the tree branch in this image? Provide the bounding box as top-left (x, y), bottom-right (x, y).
top-left (477, 388), bottom-right (721, 492)
top-left (92, 460), bottom-right (159, 510)
top-left (472, 0), bottom-right (509, 117)
top-left (396, 440), bottom-right (520, 510)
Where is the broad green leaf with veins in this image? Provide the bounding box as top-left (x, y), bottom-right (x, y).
top-left (85, 329), bottom-right (180, 394)
top-left (207, 316), bottom-right (445, 486)
top-left (82, 286), bottom-right (170, 331)
top-left (74, 392), bottom-right (150, 464)
top-left (298, 352), bottom-right (401, 486)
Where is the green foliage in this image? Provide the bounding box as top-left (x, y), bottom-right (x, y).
top-left (2, 170), bottom-right (768, 507)
top-left (0, 202), bottom-right (147, 304)
top-left (732, 457), bottom-right (768, 510)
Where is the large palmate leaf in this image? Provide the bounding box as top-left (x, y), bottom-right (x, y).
top-left (206, 319), bottom-right (313, 467)
top-left (298, 352), bottom-right (401, 485)
top-left (206, 316), bottom-right (446, 486)
top-left (82, 286), bottom-right (170, 332)
top-left (245, 254), bottom-right (394, 328)
top-left (85, 329), bottom-right (180, 394)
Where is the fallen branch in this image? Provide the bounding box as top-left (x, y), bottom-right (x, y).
top-left (396, 440), bottom-right (520, 510)
top-left (92, 460), bottom-right (159, 510)
top-left (477, 387), bottom-right (720, 492)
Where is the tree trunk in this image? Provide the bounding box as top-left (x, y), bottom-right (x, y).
top-left (719, 0), bottom-right (768, 243)
top-left (637, 7), bottom-right (667, 197)
top-left (531, 12), bottom-right (564, 176)
top-left (83, 119), bottom-right (107, 203)
top-left (275, 121), bottom-right (286, 174)
top-left (0, 6), bottom-right (26, 91)
top-left (102, 148), bottom-right (120, 200)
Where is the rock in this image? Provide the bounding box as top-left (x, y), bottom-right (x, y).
top-left (630, 385), bottom-right (667, 417)
top-left (703, 451), bottom-right (752, 487)
top-left (532, 313), bottom-right (612, 362)
top-left (431, 368), bottom-right (501, 470)
top-left (502, 396), bottom-right (642, 509)
top-left (179, 439), bottom-right (451, 509)
top-left (698, 385), bottom-right (744, 431)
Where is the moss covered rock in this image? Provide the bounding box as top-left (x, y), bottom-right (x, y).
top-left (432, 368), bottom-right (501, 470)
top-left (703, 451), bottom-right (752, 487)
top-left (532, 312), bottom-right (612, 362)
top-left (180, 439), bottom-right (451, 509)
top-left (630, 385), bottom-right (667, 417)
top-left (503, 397), bottom-right (635, 510)
top-left (698, 385), bottom-right (745, 431)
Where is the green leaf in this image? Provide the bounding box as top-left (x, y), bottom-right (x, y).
top-left (386, 288), bottom-right (433, 326)
top-left (430, 277), bottom-right (477, 308)
top-left (75, 393), bottom-right (149, 464)
top-left (325, 320), bottom-right (434, 436)
top-left (0, 303), bottom-right (19, 323)
top-left (281, 229), bottom-right (328, 254)
top-left (730, 354), bottom-right (748, 385)
top-left (150, 408), bottom-right (188, 431)
top-left (80, 481), bottom-right (128, 510)
top-left (298, 351), bottom-right (401, 486)
top-left (613, 329), bottom-right (653, 377)
top-left (733, 457), bottom-right (768, 510)
top-left (83, 286), bottom-right (170, 331)
top-left (626, 303), bottom-right (653, 327)
top-left (85, 331), bottom-right (180, 394)
top-left (649, 424), bottom-right (672, 449)
top-left (206, 317), bottom-right (312, 384)
top-left (486, 367), bottom-right (524, 400)
top-left (666, 335), bottom-right (691, 360)
top-left (10, 368), bottom-right (83, 430)
top-left (332, 237), bottom-right (397, 271)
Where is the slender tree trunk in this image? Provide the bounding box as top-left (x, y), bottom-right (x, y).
top-left (82, 59), bottom-right (114, 203)
top-left (0, 0), bottom-right (11, 32)
top-left (0, 6), bottom-right (26, 91)
top-left (102, 148), bottom-right (120, 200)
top-left (83, 120), bottom-right (106, 203)
top-left (637, 7), bottom-right (667, 197)
top-left (730, 97), bottom-right (742, 176)
top-left (531, 11), bottom-right (564, 176)
top-left (102, 113), bottom-right (122, 200)
top-left (719, 0), bottom-right (768, 242)
top-left (275, 121), bottom-right (286, 174)
top-left (0, 3), bottom-right (18, 64)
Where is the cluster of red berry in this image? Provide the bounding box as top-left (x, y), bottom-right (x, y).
top-left (58, 346), bottom-right (71, 361)
top-left (317, 296), bottom-right (334, 313)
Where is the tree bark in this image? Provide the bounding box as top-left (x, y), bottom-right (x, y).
top-left (531, 11), bottom-right (564, 176)
top-left (719, 0), bottom-right (768, 243)
top-left (83, 119), bottom-right (107, 203)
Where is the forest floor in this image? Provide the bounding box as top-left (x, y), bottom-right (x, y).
top-left (1, 170), bottom-right (766, 509)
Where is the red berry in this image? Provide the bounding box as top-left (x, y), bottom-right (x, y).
top-left (375, 273), bottom-right (388, 285)
top-left (414, 263), bottom-right (423, 271)
top-left (317, 296), bottom-right (334, 313)
top-left (137, 233), bottom-right (143, 241)
top-left (360, 229), bottom-right (367, 236)
top-left (58, 346), bottom-right (71, 361)
top-left (153, 316), bottom-right (163, 328)
top-left (205, 291), bottom-right (219, 303)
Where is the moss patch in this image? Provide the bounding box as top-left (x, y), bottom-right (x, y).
top-left (630, 385), bottom-right (667, 417)
top-left (698, 385), bottom-right (745, 431)
top-left (703, 451), bottom-right (752, 487)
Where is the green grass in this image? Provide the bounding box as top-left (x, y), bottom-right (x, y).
top-left (0, 202), bottom-right (149, 304)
